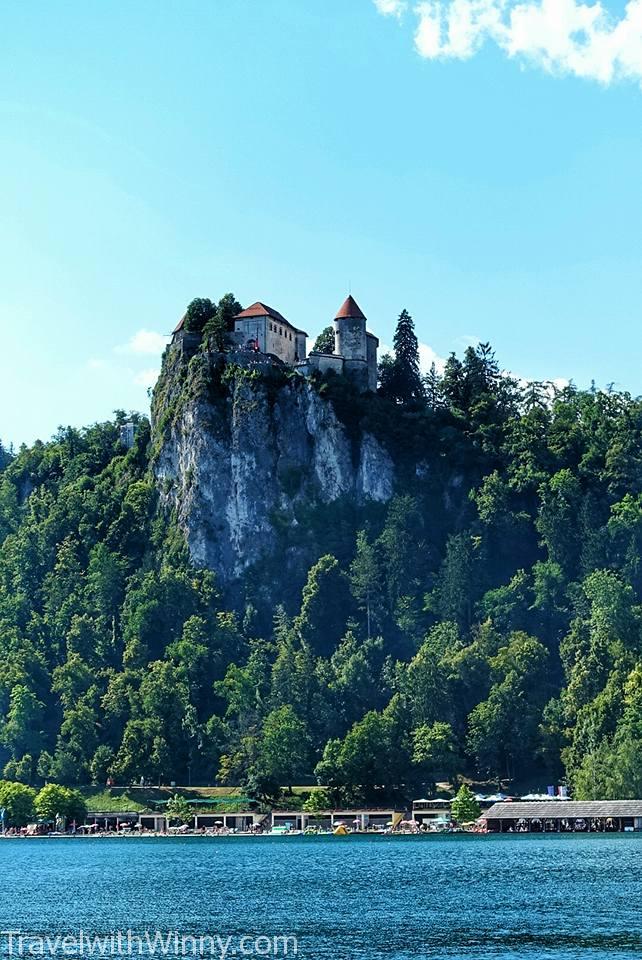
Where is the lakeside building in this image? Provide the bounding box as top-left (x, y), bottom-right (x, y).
top-left (193, 812), bottom-right (266, 831)
top-left (412, 799), bottom-right (452, 826)
top-left (79, 809), bottom-right (406, 833)
top-left (86, 811), bottom-right (140, 831)
top-left (483, 800), bottom-right (642, 832)
top-left (270, 809), bottom-right (405, 832)
top-left (412, 796), bottom-right (500, 825)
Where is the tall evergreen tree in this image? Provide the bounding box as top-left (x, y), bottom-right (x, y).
top-left (423, 362), bottom-right (442, 409)
top-left (379, 310), bottom-right (424, 404)
top-left (392, 309), bottom-right (423, 403)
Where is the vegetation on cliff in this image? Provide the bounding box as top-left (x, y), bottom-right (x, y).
top-left (3, 307), bottom-right (642, 804)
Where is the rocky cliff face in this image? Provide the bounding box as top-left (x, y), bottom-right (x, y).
top-left (152, 349), bottom-right (394, 588)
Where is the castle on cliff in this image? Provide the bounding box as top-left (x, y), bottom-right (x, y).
top-left (173, 294), bottom-right (379, 393)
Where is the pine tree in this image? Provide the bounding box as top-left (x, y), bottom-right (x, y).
top-left (349, 531), bottom-right (384, 639)
top-left (423, 362), bottom-right (442, 409)
top-left (392, 309), bottom-right (423, 403)
top-left (379, 310), bottom-right (424, 404)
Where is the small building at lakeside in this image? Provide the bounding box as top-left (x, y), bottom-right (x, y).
top-left (412, 799), bottom-right (452, 825)
top-left (86, 811), bottom-right (140, 831)
top-left (412, 796), bottom-right (500, 825)
top-left (193, 812), bottom-right (266, 831)
top-left (483, 800), bottom-right (642, 833)
top-left (271, 809), bottom-right (406, 832)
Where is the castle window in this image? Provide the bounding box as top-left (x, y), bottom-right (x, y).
top-left (279, 327), bottom-right (282, 336)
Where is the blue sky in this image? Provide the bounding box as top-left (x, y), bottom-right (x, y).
top-left (2, 0), bottom-right (642, 447)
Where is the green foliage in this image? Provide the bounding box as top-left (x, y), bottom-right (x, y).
top-left (411, 721), bottom-right (459, 791)
top-left (34, 784), bottom-right (87, 823)
top-left (166, 793), bottom-right (192, 824)
top-left (295, 555), bottom-right (352, 656)
top-left (0, 780), bottom-right (37, 826)
top-left (184, 298), bottom-right (216, 334)
top-left (302, 788), bottom-right (333, 812)
top-left (204, 293), bottom-right (243, 350)
top-left (313, 327), bottom-right (335, 355)
top-left (450, 784), bottom-right (481, 823)
top-left (378, 310), bottom-right (423, 404)
top-left (314, 698), bottom-right (409, 802)
top-left (7, 339), bottom-right (642, 805)
top-left (258, 705), bottom-right (310, 791)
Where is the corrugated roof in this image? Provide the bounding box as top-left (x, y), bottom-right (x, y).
top-left (484, 801), bottom-right (642, 819)
top-left (335, 295), bottom-right (366, 320)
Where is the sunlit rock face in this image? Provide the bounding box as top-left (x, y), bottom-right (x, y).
top-left (153, 352), bottom-right (394, 587)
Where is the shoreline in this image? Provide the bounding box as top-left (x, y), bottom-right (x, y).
top-left (2, 829), bottom-right (639, 841)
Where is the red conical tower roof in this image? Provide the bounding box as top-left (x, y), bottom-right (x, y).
top-left (335, 295), bottom-right (366, 320)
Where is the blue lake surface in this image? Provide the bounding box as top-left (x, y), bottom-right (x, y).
top-left (0, 834), bottom-right (641, 959)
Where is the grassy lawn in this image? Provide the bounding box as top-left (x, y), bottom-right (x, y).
top-left (80, 784), bottom-right (320, 813)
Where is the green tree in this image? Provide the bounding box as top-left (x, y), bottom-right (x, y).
top-left (166, 793), bottom-right (193, 824)
top-left (379, 310), bottom-right (423, 404)
top-left (257, 706), bottom-right (310, 792)
top-left (450, 784), bottom-right (481, 823)
top-left (90, 745), bottom-right (115, 784)
top-left (0, 780), bottom-right (37, 827)
top-left (349, 531), bottom-right (384, 639)
top-left (315, 699), bottom-right (409, 801)
top-left (392, 309), bottom-right (423, 403)
top-left (295, 555), bottom-right (351, 656)
top-left (313, 327), bottom-right (335, 354)
top-left (183, 298), bottom-right (216, 334)
top-left (467, 633), bottom-right (549, 781)
top-left (411, 721), bottom-right (459, 792)
top-left (1, 685), bottom-right (45, 760)
top-left (302, 788), bottom-right (332, 812)
top-left (34, 784), bottom-right (87, 824)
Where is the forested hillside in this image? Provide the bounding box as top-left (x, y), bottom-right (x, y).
top-left (3, 305), bottom-right (642, 803)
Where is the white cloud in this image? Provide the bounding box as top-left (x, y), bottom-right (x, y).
top-left (381, 340), bottom-right (448, 374)
top-left (419, 341), bottom-right (447, 374)
top-left (133, 368), bottom-right (160, 388)
top-left (374, 0), bottom-right (408, 16)
top-left (374, 0), bottom-right (642, 86)
top-left (116, 329), bottom-right (169, 356)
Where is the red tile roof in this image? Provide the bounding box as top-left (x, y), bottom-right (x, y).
top-left (335, 295), bottom-right (366, 320)
top-left (173, 314), bottom-right (186, 334)
top-left (234, 302), bottom-right (290, 326)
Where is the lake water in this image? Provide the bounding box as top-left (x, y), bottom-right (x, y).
top-left (1, 834), bottom-right (641, 960)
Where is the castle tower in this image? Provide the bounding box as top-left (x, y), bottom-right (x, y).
top-left (334, 295), bottom-right (367, 361)
top-left (334, 295), bottom-right (378, 392)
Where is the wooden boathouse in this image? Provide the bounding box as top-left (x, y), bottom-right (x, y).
top-left (484, 800), bottom-right (642, 833)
